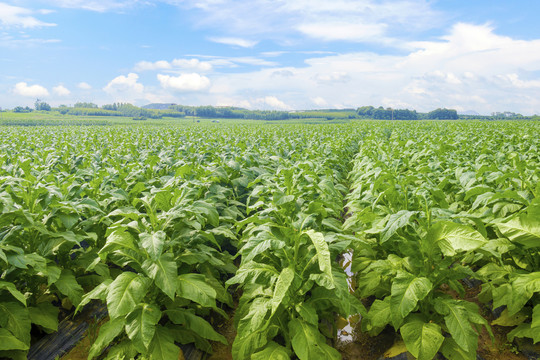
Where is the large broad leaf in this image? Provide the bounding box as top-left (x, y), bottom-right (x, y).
top-left (149, 325), bottom-right (181, 360)
top-left (99, 228), bottom-right (138, 255)
top-left (427, 221), bottom-right (486, 256)
top-left (390, 272), bottom-right (432, 328)
top-left (54, 269), bottom-right (84, 306)
top-left (88, 318), bottom-right (126, 360)
top-left (289, 318), bottom-right (341, 360)
top-left (0, 329), bottom-right (28, 351)
top-left (76, 279), bottom-right (113, 314)
top-left (497, 214), bottom-right (540, 248)
top-left (509, 272), bottom-right (540, 315)
top-left (139, 231), bottom-right (166, 260)
top-left (125, 303), bottom-right (161, 353)
top-left (271, 267), bottom-right (295, 314)
top-left (365, 297), bottom-right (391, 335)
top-left (166, 309), bottom-right (227, 344)
top-left (305, 230), bottom-right (334, 289)
top-left (142, 253), bottom-right (177, 300)
top-left (106, 272), bottom-right (150, 319)
top-left (177, 273), bottom-right (217, 307)
top-left (400, 316), bottom-right (444, 360)
top-left (380, 210), bottom-right (419, 243)
top-left (28, 302), bottom-right (59, 333)
top-left (440, 338), bottom-right (476, 360)
top-left (0, 302), bottom-right (31, 345)
top-left (434, 298), bottom-right (477, 352)
top-left (232, 326), bottom-right (273, 360)
top-left (0, 281), bottom-right (26, 306)
top-left (252, 341), bottom-right (291, 360)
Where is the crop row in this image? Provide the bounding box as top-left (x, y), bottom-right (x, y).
top-left (0, 121), bottom-right (539, 360)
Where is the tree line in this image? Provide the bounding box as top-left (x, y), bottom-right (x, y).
top-left (10, 100), bottom-right (531, 121)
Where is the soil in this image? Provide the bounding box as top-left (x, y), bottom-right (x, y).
top-left (205, 309), bottom-right (236, 360)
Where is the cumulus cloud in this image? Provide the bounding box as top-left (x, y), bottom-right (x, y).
top-left (135, 58), bottom-right (213, 72)
top-left (103, 73), bottom-right (144, 101)
top-left (208, 37), bottom-right (258, 48)
top-left (255, 96), bottom-right (291, 110)
top-left (157, 73), bottom-right (210, 92)
top-left (204, 23), bottom-right (540, 114)
top-left (13, 82), bottom-right (49, 97)
top-left (78, 82), bottom-right (92, 89)
top-left (53, 85), bottom-right (71, 96)
top-left (311, 97), bottom-right (328, 107)
top-left (0, 3), bottom-right (56, 28)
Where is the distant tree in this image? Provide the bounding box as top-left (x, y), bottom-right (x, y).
top-left (14, 106), bottom-right (34, 113)
top-left (35, 99), bottom-right (51, 111)
top-left (427, 108), bottom-right (458, 120)
top-left (74, 102), bottom-right (98, 108)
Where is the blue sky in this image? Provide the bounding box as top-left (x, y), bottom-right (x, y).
top-left (1, 1), bottom-right (540, 114)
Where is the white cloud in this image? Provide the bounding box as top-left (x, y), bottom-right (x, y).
top-left (311, 97), bottom-right (327, 107)
top-left (157, 73), bottom-right (210, 92)
top-left (202, 23), bottom-right (540, 114)
top-left (255, 96), bottom-right (291, 110)
top-left (45, 0), bottom-right (137, 12)
top-left (53, 85), bottom-right (71, 96)
top-left (135, 58), bottom-right (213, 72)
top-left (103, 73), bottom-right (144, 101)
top-left (13, 82), bottom-right (49, 97)
top-left (77, 82), bottom-right (92, 89)
top-left (178, 0), bottom-right (439, 44)
top-left (208, 37), bottom-right (258, 48)
top-left (134, 60), bottom-right (172, 71)
top-left (0, 3), bottom-right (56, 28)
top-left (172, 59), bottom-right (213, 72)
top-left (297, 22), bottom-right (386, 42)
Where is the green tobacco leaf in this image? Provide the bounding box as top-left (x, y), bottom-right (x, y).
top-left (54, 269), bottom-right (84, 306)
top-left (380, 210), bottom-right (419, 243)
top-left (0, 281), bottom-right (26, 306)
top-left (76, 279), bottom-right (112, 314)
top-left (142, 254), bottom-right (177, 300)
top-left (106, 272), bottom-right (150, 319)
top-left (491, 308), bottom-right (528, 327)
top-left (177, 273), bottom-right (217, 307)
top-left (125, 303), bottom-right (161, 353)
top-left (252, 341), bottom-right (291, 360)
top-left (497, 214), bottom-right (540, 248)
top-left (390, 272), bottom-right (432, 328)
top-left (88, 318), bottom-right (126, 360)
top-left (0, 302), bottom-right (31, 345)
top-left (149, 325), bottom-right (181, 360)
top-left (271, 267), bottom-right (295, 314)
top-left (192, 200), bottom-right (219, 227)
top-left (532, 304), bottom-right (540, 329)
top-left (507, 323), bottom-right (540, 343)
top-left (428, 221), bottom-right (486, 256)
top-left (166, 309), bottom-right (227, 344)
top-left (366, 297), bottom-right (391, 335)
top-left (400, 316), bottom-right (444, 360)
top-left (99, 228), bottom-right (138, 255)
top-left (305, 230), bottom-right (334, 289)
top-left (509, 272), bottom-right (540, 315)
top-left (0, 329), bottom-right (28, 351)
top-left (232, 326), bottom-right (272, 360)
top-left (440, 337), bottom-right (476, 360)
top-left (28, 302), bottom-right (59, 332)
top-left (139, 231), bottom-right (166, 260)
top-left (289, 318), bottom-right (340, 360)
top-left (435, 299), bottom-right (477, 352)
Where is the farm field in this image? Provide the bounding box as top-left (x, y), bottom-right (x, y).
top-left (0, 120), bottom-right (539, 360)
